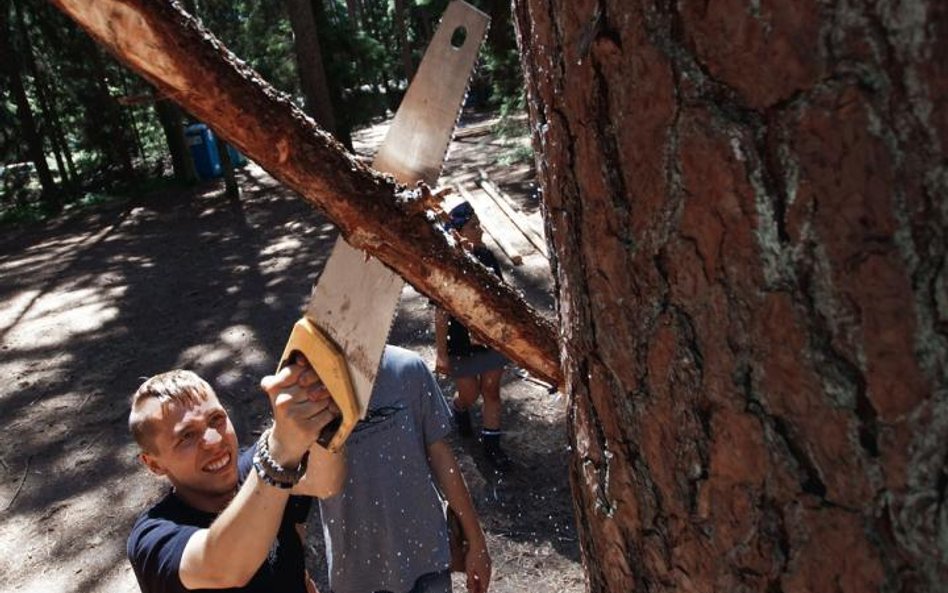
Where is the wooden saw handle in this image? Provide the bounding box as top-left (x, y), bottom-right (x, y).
top-left (277, 318), bottom-right (360, 452)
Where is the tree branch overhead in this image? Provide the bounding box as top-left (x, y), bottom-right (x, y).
top-left (48, 0), bottom-right (561, 385)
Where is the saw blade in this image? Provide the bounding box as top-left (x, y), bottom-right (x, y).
top-left (303, 1), bottom-right (489, 423)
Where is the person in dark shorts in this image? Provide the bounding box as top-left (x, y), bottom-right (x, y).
top-left (435, 201), bottom-right (512, 470)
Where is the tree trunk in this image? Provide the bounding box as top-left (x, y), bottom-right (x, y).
top-left (284, 0), bottom-right (339, 139)
top-left (88, 46), bottom-right (136, 178)
top-left (46, 85), bottom-right (78, 183)
top-left (485, 0), bottom-right (512, 55)
top-left (344, 0), bottom-right (361, 27)
top-left (310, 0), bottom-right (354, 150)
top-left (49, 0), bottom-right (560, 386)
top-left (2, 0), bottom-right (58, 205)
top-left (514, 1), bottom-right (947, 591)
top-left (120, 73), bottom-right (148, 166)
top-left (154, 99), bottom-right (198, 184)
top-left (22, 1), bottom-right (79, 183)
top-left (393, 0), bottom-right (414, 83)
top-left (12, 0), bottom-right (68, 186)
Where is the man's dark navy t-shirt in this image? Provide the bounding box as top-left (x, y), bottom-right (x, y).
top-left (127, 445), bottom-right (312, 593)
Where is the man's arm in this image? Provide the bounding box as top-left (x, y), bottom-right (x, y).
top-left (180, 470), bottom-right (293, 588)
top-left (435, 308), bottom-right (451, 375)
top-left (179, 363), bottom-right (338, 589)
top-left (293, 441), bottom-right (346, 498)
top-left (427, 439), bottom-right (491, 593)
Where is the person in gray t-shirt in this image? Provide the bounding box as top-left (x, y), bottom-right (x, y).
top-left (319, 346), bottom-right (491, 593)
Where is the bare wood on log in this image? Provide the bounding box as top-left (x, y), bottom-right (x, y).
top-left (48, 0), bottom-right (561, 385)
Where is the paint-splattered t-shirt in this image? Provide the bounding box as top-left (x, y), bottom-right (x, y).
top-left (319, 345), bottom-right (453, 593)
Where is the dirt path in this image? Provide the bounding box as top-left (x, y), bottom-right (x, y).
top-left (0, 113), bottom-right (584, 593)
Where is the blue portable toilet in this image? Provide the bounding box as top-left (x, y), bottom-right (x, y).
top-left (227, 144), bottom-right (248, 169)
top-left (185, 123), bottom-right (221, 180)
top-left (185, 123), bottom-right (248, 179)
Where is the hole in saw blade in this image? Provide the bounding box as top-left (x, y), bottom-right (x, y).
top-left (450, 26), bottom-right (467, 49)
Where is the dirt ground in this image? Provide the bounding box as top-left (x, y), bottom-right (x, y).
top-left (0, 112), bottom-right (585, 593)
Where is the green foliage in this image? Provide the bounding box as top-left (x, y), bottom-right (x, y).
top-left (315, 1), bottom-right (403, 129)
top-left (0, 90), bottom-right (19, 164)
top-left (2, 0), bottom-right (528, 221)
top-left (198, 0), bottom-right (301, 99)
top-left (482, 47), bottom-right (524, 109)
top-left (0, 199), bottom-right (50, 225)
top-left (0, 187), bottom-right (122, 225)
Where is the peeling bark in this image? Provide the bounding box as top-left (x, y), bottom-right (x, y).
top-left (48, 0), bottom-right (560, 385)
top-left (515, 0), bottom-right (947, 591)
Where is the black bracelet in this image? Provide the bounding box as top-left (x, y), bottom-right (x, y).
top-left (253, 457), bottom-right (295, 489)
top-left (253, 428), bottom-right (309, 488)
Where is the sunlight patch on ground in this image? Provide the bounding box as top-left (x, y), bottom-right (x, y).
top-left (176, 324), bottom-right (261, 369)
top-left (351, 119), bottom-right (393, 157)
top-left (262, 236), bottom-right (304, 256)
top-left (0, 288), bottom-right (41, 325)
top-left (259, 237), bottom-right (308, 275)
top-left (0, 246), bottom-right (64, 271)
top-left (14, 287), bottom-right (121, 341)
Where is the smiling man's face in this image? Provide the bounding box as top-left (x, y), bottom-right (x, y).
top-left (138, 390), bottom-right (240, 512)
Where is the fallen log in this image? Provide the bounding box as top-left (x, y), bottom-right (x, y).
top-left (48, 0), bottom-right (561, 385)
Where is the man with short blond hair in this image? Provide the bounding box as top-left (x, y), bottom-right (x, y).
top-left (127, 362), bottom-right (344, 593)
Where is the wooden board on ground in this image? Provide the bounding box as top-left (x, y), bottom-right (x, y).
top-left (477, 170), bottom-right (549, 258)
top-left (454, 182), bottom-right (537, 266)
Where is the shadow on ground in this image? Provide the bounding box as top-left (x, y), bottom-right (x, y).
top-left (0, 167), bottom-right (338, 592)
top-left (0, 113), bottom-right (583, 593)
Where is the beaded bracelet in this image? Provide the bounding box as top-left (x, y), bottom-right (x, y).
top-left (253, 428), bottom-right (309, 489)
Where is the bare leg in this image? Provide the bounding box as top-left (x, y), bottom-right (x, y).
top-left (453, 375), bottom-right (480, 411)
top-left (479, 369), bottom-right (511, 469)
top-left (452, 375), bottom-right (480, 437)
top-left (479, 369), bottom-right (503, 430)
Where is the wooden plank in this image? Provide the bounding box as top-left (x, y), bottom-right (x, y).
top-left (454, 121), bottom-right (495, 139)
top-left (454, 183), bottom-right (524, 265)
top-left (477, 169), bottom-right (545, 237)
top-left (477, 171), bottom-right (549, 258)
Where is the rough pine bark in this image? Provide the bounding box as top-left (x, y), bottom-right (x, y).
top-left (514, 1), bottom-right (947, 591)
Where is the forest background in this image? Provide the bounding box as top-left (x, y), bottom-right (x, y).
top-left (1, 0), bottom-right (525, 216)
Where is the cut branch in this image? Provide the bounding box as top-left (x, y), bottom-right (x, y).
top-left (48, 0), bottom-right (562, 385)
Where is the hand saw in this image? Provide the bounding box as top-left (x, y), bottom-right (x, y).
top-left (278, 1), bottom-right (489, 452)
